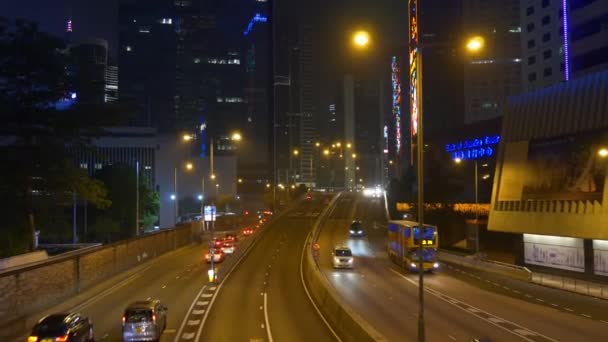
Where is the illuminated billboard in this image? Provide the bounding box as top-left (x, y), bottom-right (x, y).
top-left (408, 0), bottom-right (420, 164)
top-left (391, 57), bottom-right (402, 155)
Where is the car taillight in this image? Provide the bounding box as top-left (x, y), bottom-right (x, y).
top-left (122, 316), bottom-right (126, 326)
top-left (152, 314), bottom-right (157, 324)
top-left (55, 335), bottom-right (69, 342)
top-left (27, 336), bottom-right (37, 342)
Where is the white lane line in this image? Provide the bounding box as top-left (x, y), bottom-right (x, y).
top-left (503, 286), bottom-right (510, 291)
top-left (164, 329), bottom-right (176, 334)
top-left (146, 297), bottom-right (151, 300)
top-left (525, 294), bottom-right (533, 298)
top-left (447, 334), bottom-right (456, 341)
top-left (536, 298), bottom-right (544, 302)
top-left (565, 308), bottom-right (574, 312)
top-left (550, 303), bottom-right (559, 307)
top-left (181, 332), bottom-right (195, 340)
top-left (201, 293), bottom-right (213, 298)
top-left (196, 301), bottom-right (208, 306)
top-left (264, 292), bottom-right (274, 342)
top-left (162, 285), bottom-right (167, 289)
top-left (600, 320), bottom-right (608, 324)
top-left (513, 290), bottom-right (521, 294)
top-left (581, 314), bottom-right (592, 318)
top-left (208, 286), bottom-right (217, 291)
top-left (173, 285), bottom-right (206, 342)
top-left (389, 268), bottom-right (558, 342)
top-left (192, 309), bottom-right (205, 315)
top-left (187, 319), bottom-right (200, 326)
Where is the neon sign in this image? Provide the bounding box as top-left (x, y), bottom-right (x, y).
top-left (445, 135), bottom-right (500, 160)
top-left (409, 0), bottom-right (420, 164)
top-left (243, 13), bottom-right (268, 36)
top-left (562, 0), bottom-right (570, 81)
top-left (391, 57), bottom-right (402, 154)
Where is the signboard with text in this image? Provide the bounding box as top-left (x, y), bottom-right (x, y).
top-left (204, 205), bottom-right (217, 222)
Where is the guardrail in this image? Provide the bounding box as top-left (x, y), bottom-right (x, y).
top-left (531, 272), bottom-right (608, 300)
top-left (438, 250), bottom-right (532, 282)
top-left (301, 193), bottom-right (387, 342)
top-left (0, 224), bottom-right (195, 340)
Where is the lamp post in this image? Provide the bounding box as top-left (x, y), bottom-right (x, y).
top-left (455, 157), bottom-right (479, 253)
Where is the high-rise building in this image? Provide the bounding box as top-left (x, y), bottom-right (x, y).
top-left (105, 65), bottom-right (119, 103)
top-left (520, 0), bottom-right (608, 92)
top-left (69, 38), bottom-right (108, 105)
top-left (462, 0), bottom-right (522, 124)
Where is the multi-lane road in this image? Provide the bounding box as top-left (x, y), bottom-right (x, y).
top-left (317, 193), bottom-right (608, 341)
top-left (20, 192), bottom-right (608, 342)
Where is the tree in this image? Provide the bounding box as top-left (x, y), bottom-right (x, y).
top-left (0, 19), bottom-right (123, 252)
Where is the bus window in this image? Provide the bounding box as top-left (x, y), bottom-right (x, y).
top-left (413, 226), bottom-right (436, 245)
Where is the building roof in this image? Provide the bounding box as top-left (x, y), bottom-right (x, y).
top-left (502, 70), bottom-right (608, 142)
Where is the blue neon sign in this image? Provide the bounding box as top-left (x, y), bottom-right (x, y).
top-left (243, 13), bottom-right (268, 36)
top-left (445, 135), bottom-right (500, 160)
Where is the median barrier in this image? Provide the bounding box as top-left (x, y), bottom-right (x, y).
top-left (0, 223), bottom-right (196, 340)
top-left (302, 194), bottom-right (387, 342)
top-left (438, 250), bottom-right (532, 282)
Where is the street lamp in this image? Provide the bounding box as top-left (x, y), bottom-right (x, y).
top-left (466, 36), bottom-right (485, 52)
top-left (238, 178), bottom-right (243, 184)
top-left (323, 149), bottom-right (330, 156)
top-left (315, 142), bottom-right (321, 147)
top-left (182, 134), bottom-right (193, 142)
top-left (231, 132), bottom-right (243, 142)
top-left (346, 143), bottom-right (352, 149)
top-left (352, 30), bottom-right (370, 48)
top-left (598, 148), bottom-right (608, 158)
top-left (293, 149), bottom-right (300, 156)
top-left (186, 162), bottom-right (193, 171)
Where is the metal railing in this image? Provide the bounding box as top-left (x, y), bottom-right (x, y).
top-left (531, 272), bottom-right (608, 299)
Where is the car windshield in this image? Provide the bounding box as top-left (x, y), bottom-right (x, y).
top-left (125, 309), bottom-right (152, 323)
top-left (350, 222), bottom-right (362, 229)
top-left (335, 249), bottom-right (352, 257)
top-left (33, 316), bottom-right (68, 335)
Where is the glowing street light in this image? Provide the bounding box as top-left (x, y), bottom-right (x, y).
top-left (231, 132), bottom-right (243, 141)
top-left (197, 194), bottom-right (203, 201)
top-left (466, 36), bottom-right (485, 52)
top-left (315, 142), bottom-right (321, 147)
top-left (352, 153), bottom-right (357, 159)
top-left (323, 149), bottom-right (330, 156)
top-left (210, 174), bottom-right (216, 180)
top-left (266, 183), bottom-right (271, 188)
top-left (346, 143), bottom-right (352, 149)
top-left (454, 157), bottom-right (463, 164)
top-left (598, 148), bottom-right (608, 158)
top-left (186, 162), bottom-right (193, 170)
top-left (353, 30), bottom-right (370, 48)
top-left (293, 149), bottom-right (300, 156)
top-left (238, 178), bottom-right (243, 183)
top-left (183, 134), bottom-right (193, 142)
top-left (170, 194), bottom-right (176, 200)
top-left (336, 142), bottom-right (341, 148)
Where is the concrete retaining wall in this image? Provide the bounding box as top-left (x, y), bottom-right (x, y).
top-left (0, 224), bottom-right (194, 338)
top-left (302, 194), bottom-right (386, 342)
top-left (438, 251), bottom-right (532, 281)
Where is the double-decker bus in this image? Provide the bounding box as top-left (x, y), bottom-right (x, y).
top-left (387, 220), bottom-right (439, 272)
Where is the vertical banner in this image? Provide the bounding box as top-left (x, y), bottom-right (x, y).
top-left (408, 0), bottom-right (419, 165)
top-left (391, 57), bottom-right (402, 157)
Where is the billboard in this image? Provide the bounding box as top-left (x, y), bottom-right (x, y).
top-left (524, 234), bottom-right (585, 272)
top-left (391, 57), bottom-right (402, 155)
top-left (523, 130), bottom-right (608, 201)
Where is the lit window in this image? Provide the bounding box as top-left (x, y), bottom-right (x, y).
top-left (470, 59), bottom-right (494, 64)
top-left (80, 163), bottom-right (88, 169)
top-left (138, 26), bottom-right (150, 33)
top-left (217, 97), bottom-right (224, 103)
top-left (194, 58), bottom-right (201, 64)
top-left (509, 27), bottom-right (521, 33)
top-left (160, 18), bottom-right (173, 25)
top-left (125, 45), bottom-right (132, 52)
top-left (228, 59), bottom-right (241, 65)
top-left (144, 165), bottom-right (152, 170)
top-left (95, 163), bottom-right (103, 170)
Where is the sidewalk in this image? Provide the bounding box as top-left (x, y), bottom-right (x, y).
top-left (530, 271), bottom-right (608, 300)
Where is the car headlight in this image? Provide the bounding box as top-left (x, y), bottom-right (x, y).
top-left (357, 230), bottom-right (363, 234)
top-left (410, 262), bottom-right (417, 268)
top-left (348, 258), bottom-right (353, 263)
top-left (433, 262), bottom-right (439, 268)
top-left (334, 257), bottom-right (340, 263)
top-left (349, 230), bottom-right (355, 233)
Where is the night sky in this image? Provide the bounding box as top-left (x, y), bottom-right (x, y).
top-left (1, 0), bottom-right (120, 58)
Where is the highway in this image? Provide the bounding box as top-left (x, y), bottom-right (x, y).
top-left (18, 224), bottom-right (255, 342)
top-left (199, 194), bottom-right (338, 342)
top-left (316, 193), bottom-right (608, 341)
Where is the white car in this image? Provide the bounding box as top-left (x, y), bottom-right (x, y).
top-left (221, 242), bottom-right (235, 255)
top-left (332, 246), bottom-right (354, 269)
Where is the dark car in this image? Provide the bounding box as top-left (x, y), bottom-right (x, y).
top-left (349, 221), bottom-right (365, 237)
top-left (29, 313), bottom-right (94, 342)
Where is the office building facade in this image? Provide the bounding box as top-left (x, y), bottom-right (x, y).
top-left (520, 0), bottom-right (608, 92)
top-left (462, 0), bottom-right (522, 124)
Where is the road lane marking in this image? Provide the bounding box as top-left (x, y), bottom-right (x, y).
top-left (173, 285), bottom-right (207, 342)
top-left (565, 308), bottom-right (574, 312)
top-left (389, 268), bottom-right (558, 342)
top-left (536, 298), bottom-right (544, 302)
top-left (201, 293), bottom-right (213, 298)
top-left (187, 320), bottom-right (200, 326)
top-left (209, 286), bottom-right (217, 291)
top-left (581, 314), bottom-right (592, 318)
top-left (181, 332), bottom-right (195, 339)
top-left (600, 320), bottom-right (608, 324)
top-left (162, 285), bottom-right (167, 289)
top-left (447, 334), bottom-right (456, 341)
top-left (550, 303), bottom-right (559, 307)
top-left (503, 286), bottom-right (510, 290)
top-left (192, 309), bottom-right (205, 315)
top-left (525, 294), bottom-right (533, 298)
top-left (513, 290), bottom-right (521, 294)
top-left (264, 292), bottom-right (274, 342)
top-left (165, 329), bottom-right (176, 333)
